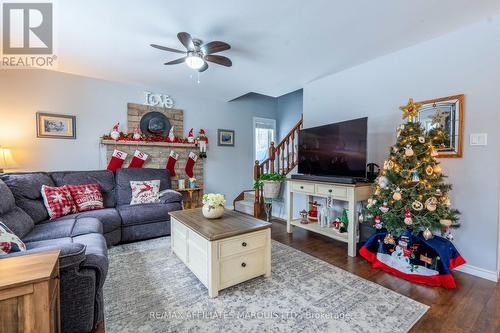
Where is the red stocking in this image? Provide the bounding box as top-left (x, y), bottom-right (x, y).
top-left (184, 152), bottom-right (197, 178)
top-left (107, 149), bottom-right (127, 172)
top-left (128, 150), bottom-right (148, 168)
top-left (166, 150), bottom-right (178, 176)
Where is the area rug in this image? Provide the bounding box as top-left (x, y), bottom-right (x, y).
top-left (104, 237), bottom-right (428, 333)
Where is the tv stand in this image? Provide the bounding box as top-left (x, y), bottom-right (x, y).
top-left (286, 178), bottom-right (372, 257)
top-left (291, 174), bottom-right (360, 184)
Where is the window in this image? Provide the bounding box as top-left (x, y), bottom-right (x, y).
top-left (253, 117), bottom-right (276, 162)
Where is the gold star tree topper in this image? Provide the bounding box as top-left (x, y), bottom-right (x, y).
top-left (399, 98), bottom-right (422, 122)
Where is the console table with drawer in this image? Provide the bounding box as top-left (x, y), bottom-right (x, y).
top-left (286, 179), bottom-right (372, 257)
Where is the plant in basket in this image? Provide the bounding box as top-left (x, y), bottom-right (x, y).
top-left (202, 193), bottom-right (226, 219)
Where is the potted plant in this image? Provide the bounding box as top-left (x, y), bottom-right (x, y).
top-left (202, 193), bottom-right (226, 219)
top-left (254, 172), bottom-right (287, 199)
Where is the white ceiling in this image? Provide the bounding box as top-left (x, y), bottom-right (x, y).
top-left (53, 0), bottom-right (500, 101)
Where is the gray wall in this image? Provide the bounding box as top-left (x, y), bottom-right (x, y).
top-left (276, 89), bottom-right (303, 141)
top-left (303, 19), bottom-right (500, 274)
top-left (0, 70), bottom-right (277, 205)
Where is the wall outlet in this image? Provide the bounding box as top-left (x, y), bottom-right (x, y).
top-left (469, 133), bottom-right (487, 146)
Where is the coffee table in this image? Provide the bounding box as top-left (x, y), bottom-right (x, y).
top-left (169, 208), bottom-right (272, 297)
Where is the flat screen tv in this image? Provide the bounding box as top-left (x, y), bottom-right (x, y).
top-left (298, 117), bottom-right (367, 179)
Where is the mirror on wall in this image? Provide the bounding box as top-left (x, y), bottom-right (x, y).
top-left (417, 94), bottom-right (464, 158)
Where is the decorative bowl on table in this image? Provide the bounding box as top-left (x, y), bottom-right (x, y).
top-left (202, 193), bottom-right (226, 219)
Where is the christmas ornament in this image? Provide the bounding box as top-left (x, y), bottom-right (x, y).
top-left (187, 128), bottom-right (195, 143)
top-left (392, 146), bottom-right (399, 154)
top-left (379, 202), bottom-right (389, 213)
top-left (433, 164), bottom-right (442, 174)
top-left (404, 208), bottom-right (413, 225)
top-left (128, 150), bottom-right (148, 168)
top-left (411, 200), bottom-right (423, 211)
top-left (184, 151), bottom-right (198, 178)
top-left (107, 149), bottom-right (127, 172)
top-left (367, 198), bottom-right (377, 208)
top-left (110, 123), bottom-right (120, 141)
top-left (133, 127), bottom-right (142, 141)
top-left (422, 228), bottom-right (433, 240)
top-left (425, 197), bottom-right (438, 212)
top-left (383, 160), bottom-right (394, 170)
top-left (425, 166), bottom-right (434, 176)
top-left (384, 234), bottom-right (395, 245)
top-left (430, 146), bottom-right (439, 157)
top-left (392, 188), bottom-right (402, 201)
top-left (404, 145), bottom-right (414, 157)
top-left (399, 98), bottom-right (422, 122)
top-left (168, 126), bottom-right (175, 142)
top-left (166, 150), bottom-right (178, 177)
top-left (378, 176), bottom-right (389, 189)
top-left (374, 216), bottom-right (383, 229)
top-left (358, 214), bottom-right (364, 223)
top-left (411, 170), bottom-right (420, 183)
top-left (418, 136), bottom-right (425, 143)
top-left (440, 219), bottom-right (453, 227)
top-left (333, 217), bottom-right (341, 229)
top-left (300, 210), bottom-right (308, 224)
top-left (443, 196), bottom-right (451, 207)
top-left (435, 189), bottom-right (442, 196)
top-left (197, 129), bottom-right (208, 158)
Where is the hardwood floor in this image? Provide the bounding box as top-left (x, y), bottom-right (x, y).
top-left (270, 220), bottom-right (499, 333)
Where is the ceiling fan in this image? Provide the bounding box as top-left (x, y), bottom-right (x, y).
top-left (151, 32), bottom-right (232, 72)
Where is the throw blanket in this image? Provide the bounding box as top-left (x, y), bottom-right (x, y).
top-left (360, 231), bottom-right (465, 288)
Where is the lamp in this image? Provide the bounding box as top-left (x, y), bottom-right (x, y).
top-left (185, 53), bottom-right (205, 70)
top-left (0, 146), bottom-right (17, 173)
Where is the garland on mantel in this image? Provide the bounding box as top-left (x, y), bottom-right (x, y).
top-left (101, 132), bottom-right (197, 144)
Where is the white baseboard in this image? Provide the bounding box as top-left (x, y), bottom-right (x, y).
top-left (455, 264), bottom-right (499, 282)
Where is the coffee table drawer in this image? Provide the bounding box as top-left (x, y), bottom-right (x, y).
top-left (219, 231), bottom-right (267, 259)
top-left (219, 249), bottom-right (265, 288)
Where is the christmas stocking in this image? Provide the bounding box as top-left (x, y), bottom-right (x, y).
top-left (185, 152), bottom-right (198, 178)
top-left (128, 150), bottom-right (148, 168)
top-left (166, 150), bottom-right (179, 176)
top-left (107, 149), bottom-right (127, 172)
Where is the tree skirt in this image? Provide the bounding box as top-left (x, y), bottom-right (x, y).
top-left (360, 231), bottom-right (465, 288)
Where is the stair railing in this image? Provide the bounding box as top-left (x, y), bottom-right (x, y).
top-left (253, 114), bottom-right (303, 217)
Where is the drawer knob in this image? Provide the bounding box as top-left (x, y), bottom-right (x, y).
top-left (328, 189), bottom-right (332, 193)
top-left (300, 186), bottom-right (304, 189)
top-left (241, 262), bottom-right (246, 267)
top-left (242, 242), bottom-right (247, 247)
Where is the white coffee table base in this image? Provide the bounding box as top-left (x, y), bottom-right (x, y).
top-left (171, 218), bottom-right (272, 298)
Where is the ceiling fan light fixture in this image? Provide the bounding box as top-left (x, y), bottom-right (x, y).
top-left (185, 54), bottom-right (204, 70)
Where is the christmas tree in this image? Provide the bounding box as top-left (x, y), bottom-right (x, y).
top-left (363, 98), bottom-right (460, 240)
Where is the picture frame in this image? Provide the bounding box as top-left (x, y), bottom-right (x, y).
top-left (36, 112), bottom-right (76, 139)
top-left (217, 129), bottom-right (235, 146)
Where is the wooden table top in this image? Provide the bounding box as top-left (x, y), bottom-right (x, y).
top-left (0, 250), bottom-right (59, 290)
top-left (169, 209), bottom-right (271, 241)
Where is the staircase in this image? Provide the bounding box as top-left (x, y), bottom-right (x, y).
top-left (234, 115), bottom-right (303, 217)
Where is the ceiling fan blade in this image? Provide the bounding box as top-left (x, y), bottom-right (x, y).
top-left (164, 57), bottom-right (186, 65)
top-left (150, 44), bottom-right (185, 54)
top-left (201, 41), bottom-right (231, 54)
top-left (198, 61), bottom-right (209, 72)
top-left (205, 55), bottom-right (232, 67)
top-left (177, 32), bottom-right (194, 51)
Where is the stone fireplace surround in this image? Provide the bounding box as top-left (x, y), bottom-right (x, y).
top-left (101, 103), bottom-right (204, 191)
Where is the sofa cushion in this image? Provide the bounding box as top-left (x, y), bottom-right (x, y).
top-left (1, 172), bottom-right (54, 223)
top-left (62, 208), bottom-right (121, 234)
top-left (117, 202), bottom-right (181, 226)
top-left (115, 168), bottom-right (171, 206)
top-left (0, 221), bottom-right (26, 254)
top-left (23, 217), bottom-right (102, 243)
top-left (0, 180), bottom-right (34, 239)
top-left (159, 189), bottom-right (183, 204)
top-left (0, 179), bottom-right (16, 215)
top-left (50, 170), bottom-right (116, 208)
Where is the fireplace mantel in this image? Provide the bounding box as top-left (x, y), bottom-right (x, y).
top-left (101, 139), bottom-right (197, 148)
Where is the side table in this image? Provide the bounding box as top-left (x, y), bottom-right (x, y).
top-left (177, 187), bottom-right (204, 209)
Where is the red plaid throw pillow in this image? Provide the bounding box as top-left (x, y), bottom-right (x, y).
top-left (41, 185), bottom-right (78, 219)
top-left (67, 184), bottom-right (104, 212)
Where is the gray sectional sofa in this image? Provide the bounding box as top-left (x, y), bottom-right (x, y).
top-left (0, 168), bottom-right (182, 333)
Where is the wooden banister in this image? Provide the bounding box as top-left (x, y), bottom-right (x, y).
top-left (252, 115), bottom-right (303, 217)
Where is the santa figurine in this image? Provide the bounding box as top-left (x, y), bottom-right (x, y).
top-left (168, 126), bottom-right (175, 142)
top-left (187, 128), bottom-right (195, 143)
top-left (374, 216), bottom-right (383, 229)
top-left (307, 201), bottom-right (319, 222)
top-left (110, 123), bottom-right (120, 141)
top-left (133, 127), bottom-right (141, 141)
top-left (404, 208), bottom-right (413, 225)
top-left (333, 218), bottom-right (341, 229)
top-left (197, 129), bottom-right (208, 158)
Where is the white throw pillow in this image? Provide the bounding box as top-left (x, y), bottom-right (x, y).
top-left (130, 180), bottom-right (160, 205)
top-left (0, 221), bottom-right (26, 255)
